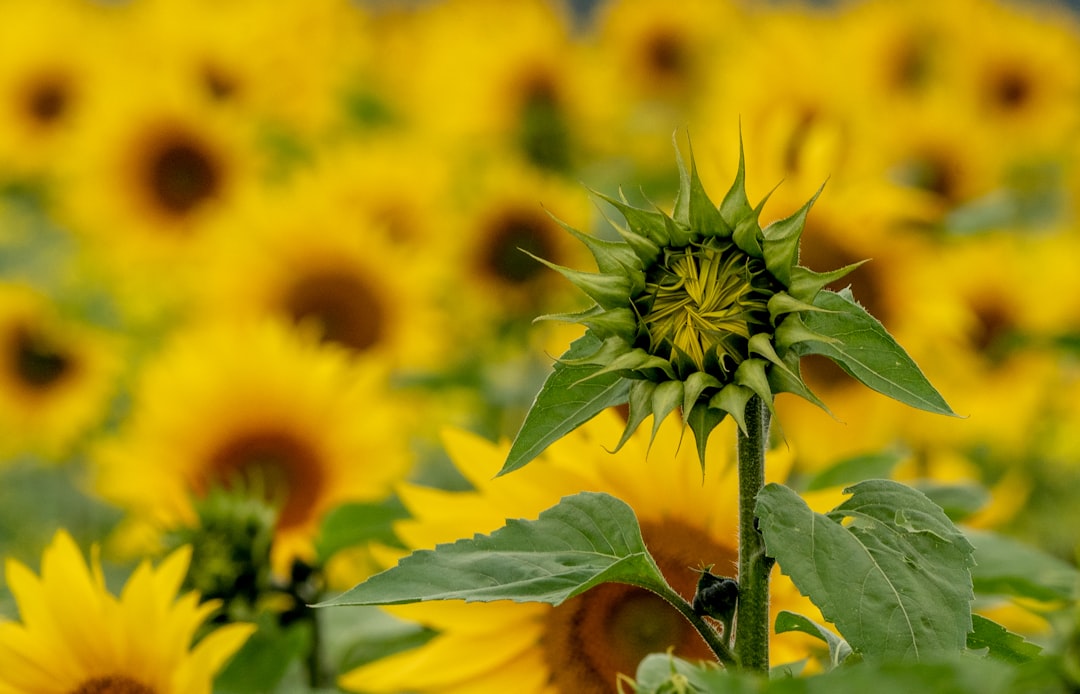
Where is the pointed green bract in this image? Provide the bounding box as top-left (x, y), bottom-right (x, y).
top-left (502, 333), bottom-right (630, 476)
top-left (505, 136), bottom-right (955, 474)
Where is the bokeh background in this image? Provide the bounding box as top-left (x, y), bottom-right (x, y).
top-left (3, 0), bottom-right (1080, 689)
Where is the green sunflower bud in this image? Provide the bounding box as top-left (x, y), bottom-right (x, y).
top-left (502, 136), bottom-right (956, 475)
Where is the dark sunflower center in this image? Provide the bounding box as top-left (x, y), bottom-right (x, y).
top-left (480, 208), bottom-right (558, 285)
top-left (202, 431), bottom-right (323, 531)
top-left (69, 675), bottom-right (155, 694)
top-left (144, 130), bottom-right (222, 218)
top-left (7, 325), bottom-right (73, 392)
top-left (543, 520), bottom-right (736, 692)
top-left (887, 33), bottom-right (934, 93)
top-left (23, 72), bottom-right (71, 125)
top-left (642, 28), bottom-right (689, 86)
top-left (987, 66), bottom-right (1033, 112)
top-left (283, 269), bottom-right (386, 352)
top-left (202, 64), bottom-right (239, 101)
top-left (969, 295), bottom-right (1016, 358)
top-left (637, 239), bottom-right (773, 377)
top-left (901, 150), bottom-right (963, 204)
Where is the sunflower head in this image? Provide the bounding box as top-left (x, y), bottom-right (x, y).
top-left (525, 137), bottom-right (865, 461)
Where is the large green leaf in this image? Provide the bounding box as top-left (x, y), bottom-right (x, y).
top-left (967, 529), bottom-right (1079, 602)
top-left (774, 610), bottom-right (852, 671)
top-left (799, 289), bottom-right (957, 416)
top-left (500, 332), bottom-right (631, 476)
top-left (756, 480), bottom-right (975, 664)
top-left (318, 492), bottom-right (668, 608)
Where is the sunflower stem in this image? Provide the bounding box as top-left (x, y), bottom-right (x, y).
top-left (735, 394), bottom-right (771, 672)
top-left (658, 584), bottom-right (738, 668)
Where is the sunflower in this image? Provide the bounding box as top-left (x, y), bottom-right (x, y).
top-left (52, 72), bottom-right (263, 310)
top-left (114, 0), bottom-right (368, 136)
top-left (439, 153), bottom-right (594, 334)
top-left (338, 410), bottom-right (835, 693)
top-left (0, 283), bottom-right (121, 461)
top-left (371, 0), bottom-right (584, 169)
top-left (195, 168), bottom-right (453, 373)
top-left (92, 319), bottom-right (414, 574)
top-left (0, 0), bottom-right (110, 180)
top-left (0, 529), bottom-right (254, 694)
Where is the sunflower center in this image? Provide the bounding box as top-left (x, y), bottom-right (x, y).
top-left (7, 324), bottom-right (73, 392)
top-left (283, 269), bottom-right (386, 353)
top-left (637, 239), bottom-right (772, 376)
top-left (143, 129), bottom-right (222, 218)
top-left (641, 28), bottom-right (689, 87)
top-left (69, 675), bottom-right (155, 694)
top-left (987, 66), bottom-right (1033, 113)
top-left (22, 72), bottom-right (71, 126)
top-left (202, 431), bottom-right (323, 531)
top-left (543, 520), bottom-right (736, 692)
top-left (480, 208), bottom-right (558, 285)
top-left (517, 70), bottom-right (571, 171)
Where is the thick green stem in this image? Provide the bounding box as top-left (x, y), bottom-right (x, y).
top-left (735, 395), bottom-right (771, 672)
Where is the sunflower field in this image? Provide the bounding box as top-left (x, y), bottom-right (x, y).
top-left (3, 0), bottom-right (1080, 691)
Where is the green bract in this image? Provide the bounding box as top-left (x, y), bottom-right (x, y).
top-left (503, 138), bottom-right (954, 474)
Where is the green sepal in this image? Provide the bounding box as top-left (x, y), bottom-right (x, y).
top-left (687, 401), bottom-right (728, 472)
top-left (710, 383), bottom-right (754, 436)
top-left (595, 190), bottom-right (671, 246)
top-left (749, 332), bottom-right (803, 386)
top-left (558, 334), bottom-right (631, 366)
top-left (556, 218), bottom-right (644, 282)
top-left (767, 352), bottom-right (833, 416)
top-left (611, 379), bottom-right (658, 453)
top-left (762, 182), bottom-right (824, 285)
top-left (788, 260), bottom-right (868, 302)
top-left (681, 371), bottom-right (723, 424)
top-left (720, 137), bottom-right (754, 229)
top-left (525, 252), bottom-right (632, 310)
top-left (767, 291), bottom-right (830, 324)
top-left (672, 135), bottom-right (731, 238)
top-left (535, 305), bottom-right (639, 343)
top-left (649, 380), bottom-right (685, 444)
top-left (775, 313), bottom-right (841, 352)
top-left (733, 357), bottom-right (774, 414)
top-left (581, 347), bottom-right (677, 384)
top-left (660, 206), bottom-right (694, 248)
top-left (611, 221), bottom-right (662, 267)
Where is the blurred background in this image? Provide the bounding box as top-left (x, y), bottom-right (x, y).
top-left (3, 0), bottom-right (1080, 688)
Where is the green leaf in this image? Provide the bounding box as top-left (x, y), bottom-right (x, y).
top-left (315, 497), bottom-right (409, 560)
top-left (800, 289), bottom-right (957, 416)
top-left (967, 614), bottom-right (1042, 664)
top-left (756, 480), bottom-right (975, 664)
top-left (317, 492), bottom-right (668, 607)
top-left (967, 529), bottom-right (1079, 602)
top-left (774, 610), bottom-right (852, 670)
top-left (501, 332), bottom-right (631, 476)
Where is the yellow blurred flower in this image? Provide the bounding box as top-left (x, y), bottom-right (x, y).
top-left (93, 319), bottom-right (414, 574)
top-left (0, 529), bottom-right (254, 694)
top-left (339, 410), bottom-right (832, 693)
top-left (195, 173), bottom-right (452, 372)
top-left (0, 283), bottom-right (121, 461)
top-left (0, 0), bottom-right (111, 179)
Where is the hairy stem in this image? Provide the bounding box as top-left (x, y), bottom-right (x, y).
top-left (735, 395), bottom-right (771, 672)
top-left (655, 584), bottom-right (738, 668)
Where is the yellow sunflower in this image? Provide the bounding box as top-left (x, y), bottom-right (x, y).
top-left (0, 283), bottom-right (122, 461)
top-left (52, 72), bottom-right (263, 312)
top-left (440, 153), bottom-right (594, 333)
top-left (339, 410), bottom-right (836, 693)
top-left (195, 169), bottom-right (453, 373)
top-left (113, 0), bottom-right (368, 136)
top-left (92, 319), bottom-right (414, 575)
top-left (0, 0), bottom-right (110, 179)
top-left (0, 529), bottom-right (254, 694)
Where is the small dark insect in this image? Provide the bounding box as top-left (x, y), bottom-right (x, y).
top-left (692, 564), bottom-right (739, 639)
